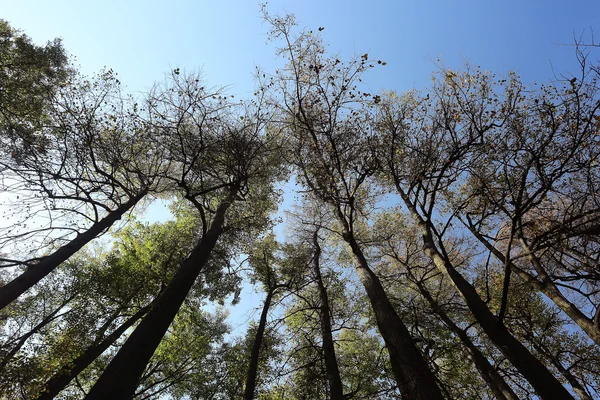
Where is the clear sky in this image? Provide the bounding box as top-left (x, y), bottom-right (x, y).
top-left (3, 0), bottom-right (599, 97)
top-left (2, 0), bottom-right (599, 335)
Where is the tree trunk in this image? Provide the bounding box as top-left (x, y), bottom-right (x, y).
top-left (399, 192), bottom-right (575, 399)
top-left (84, 184), bottom-right (238, 400)
top-left (35, 304), bottom-right (151, 400)
top-left (0, 189), bottom-right (147, 310)
top-left (243, 288), bottom-right (275, 400)
top-left (466, 222), bottom-right (600, 346)
top-left (412, 278), bottom-right (518, 400)
top-left (313, 231), bottom-right (344, 400)
top-left (344, 234), bottom-right (445, 400)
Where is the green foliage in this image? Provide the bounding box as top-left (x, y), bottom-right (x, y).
top-left (0, 19), bottom-right (69, 151)
top-left (136, 306), bottom-right (229, 399)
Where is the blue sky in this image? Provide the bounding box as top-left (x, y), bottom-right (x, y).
top-left (3, 0), bottom-right (599, 336)
top-left (3, 0), bottom-right (599, 96)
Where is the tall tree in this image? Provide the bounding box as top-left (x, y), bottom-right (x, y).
top-left (0, 69), bottom-right (160, 309)
top-left (375, 66), bottom-right (576, 398)
top-left (263, 9), bottom-right (444, 399)
top-left (281, 207), bottom-right (347, 400)
top-left (24, 209), bottom-right (203, 399)
top-left (244, 234), bottom-right (291, 400)
top-left (310, 228), bottom-right (345, 400)
top-left (85, 71), bottom-right (282, 399)
top-left (450, 59), bottom-right (600, 345)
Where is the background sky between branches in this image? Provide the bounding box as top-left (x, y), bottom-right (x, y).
top-left (2, 0), bottom-right (599, 334)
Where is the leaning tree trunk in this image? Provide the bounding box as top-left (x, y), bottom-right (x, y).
top-left (398, 190), bottom-right (575, 399)
top-left (35, 303), bottom-right (151, 400)
top-left (0, 295), bottom-right (74, 374)
top-left (0, 189), bottom-right (148, 310)
top-left (344, 233), bottom-right (445, 400)
top-left (243, 287), bottom-right (276, 400)
top-left (313, 231), bottom-right (344, 400)
top-left (84, 184), bottom-right (239, 400)
top-left (412, 278), bottom-right (519, 400)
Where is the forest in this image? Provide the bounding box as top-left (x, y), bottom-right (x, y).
top-left (1, 8), bottom-right (600, 400)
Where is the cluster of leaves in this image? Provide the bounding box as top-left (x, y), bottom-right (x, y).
top-left (0, 19), bottom-right (68, 149)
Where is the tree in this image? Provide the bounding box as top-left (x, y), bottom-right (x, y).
top-left (372, 211), bottom-right (518, 399)
top-left (275, 240), bottom-right (400, 400)
top-left (30, 210), bottom-right (203, 399)
top-left (0, 268), bottom-right (80, 397)
top-left (263, 9), bottom-right (445, 399)
top-left (133, 305), bottom-right (229, 400)
top-left (309, 229), bottom-right (345, 400)
top-left (451, 60), bottom-right (600, 345)
top-left (84, 71), bottom-right (283, 399)
top-left (374, 66), bottom-right (577, 399)
top-left (279, 206), bottom-right (346, 400)
top-left (243, 234), bottom-right (291, 400)
top-left (0, 68), bottom-right (161, 309)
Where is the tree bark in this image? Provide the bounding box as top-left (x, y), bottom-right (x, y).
top-left (398, 191), bottom-right (575, 399)
top-left (84, 184), bottom-right (239, 400)
top-left (243, 288), bottom-right (275, 400)
top-left (344, 234), bottom-right (445, 400)
top-left (35, 304), bottom-right (151, 400)
top-left (0, 189), bottom-right (147, 310)
top-left (312, 231), bottom-right (344, 400)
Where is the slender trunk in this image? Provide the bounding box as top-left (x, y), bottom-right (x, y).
top-left (466, 222), bottom-right (600, 345)
top-left (0, 297), bottom-right (73, 374)
top-left (399, 191), bottom-right (574, 399)
top-left (344, 234), bottom-right (445, 400)
top-left (84, 184), bottom-right (239, 400)
top-left (312, 232), bottom-right (344, 400)
top-left (243, 288), bottom-right (275, 400)
top-left (0, 189), bottom-right (147, 310)
top-left (35, 304), bottom-right (151, 400)
top-left (413, 279), bottom-right (518, 400)
top-left (93, 305), bottom-right (127, 343)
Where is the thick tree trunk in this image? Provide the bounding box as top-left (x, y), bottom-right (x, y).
top-left (243, 288), bottom-right (275, 400)
top-left (344, 234), bottom-right (445, 400)
top-left (0, 189), bottom-right (147, 310)
top-left (84, 184), bottom-right (238, 400)
top-left (412, 279), bottom-right (518, 400)
top-left (399, 192), bottom-right (574, 399)
top-left (313, 232), bottom-right (344, 400)
top-left (466, 223), bottom-right (600, 346)
top-left (35, 304), bottom-right (151, 400)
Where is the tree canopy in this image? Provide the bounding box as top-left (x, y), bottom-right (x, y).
top-left (1, 11), bottom-right (599, 400)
